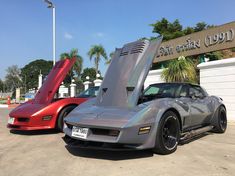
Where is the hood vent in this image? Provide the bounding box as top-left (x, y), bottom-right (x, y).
top-left (130, 42), bottom-right (146, 54)
top-left (120, 41), bottom-right (146, 56)
top-left (120, 51), bottom-right (129, 56)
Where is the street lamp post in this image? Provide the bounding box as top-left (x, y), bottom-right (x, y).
top-left (44, 0), bottom-right (56, 65)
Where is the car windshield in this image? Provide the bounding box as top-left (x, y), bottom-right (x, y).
top-left (143, 83), bottom-right (181, 98)
top-left (77, 86), bottom-right (100, 98)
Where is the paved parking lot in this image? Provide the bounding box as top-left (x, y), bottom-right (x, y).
top-left (0, 108), bottom-right (235, 176)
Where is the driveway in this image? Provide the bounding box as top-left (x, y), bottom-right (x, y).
top-left (0, 108), bottom-right (235, 176)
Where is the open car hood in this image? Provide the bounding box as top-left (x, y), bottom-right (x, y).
top-left (96, 38), bottom-right (162, 108)
top-left (33, 58), bottom-right (76, 104)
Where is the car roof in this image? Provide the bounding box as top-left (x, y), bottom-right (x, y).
top-left (149, 82), bottom-right (200, 87)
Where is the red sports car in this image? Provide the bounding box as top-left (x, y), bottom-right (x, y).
top-left (7, 58), bottom-right (99, 131)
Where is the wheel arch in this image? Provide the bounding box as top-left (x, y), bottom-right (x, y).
top-left (220, 104), bottom-right (226, 111)
top-left (57, 103), bottom-right (78, 117)
top-left (152, 107), bottom-right (182, 154)
top-left (161, 108), bottom-right (183, 132)
top-left (211, 103), bottom-right (227, 126)
top-left (55, 103), bottom-right (78, 127)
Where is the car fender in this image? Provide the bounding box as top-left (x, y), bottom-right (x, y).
top-left (135, 98), bottom-right (187, 149)
top-left (36, 98), bottom-right (87, 128)
top-left (209, 96), bottom-right (226, 126)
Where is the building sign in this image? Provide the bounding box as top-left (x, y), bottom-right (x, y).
top-left (154, 21), bottom-right (235, 63)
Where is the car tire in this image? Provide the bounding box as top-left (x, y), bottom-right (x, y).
top-left (212, 106), bottom-right (227, 133)
top-left (57, 105), bottom-right (77, 132)
top-left (153, 111), bottom-right (180, 155)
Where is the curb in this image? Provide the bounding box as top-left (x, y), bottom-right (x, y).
top-left (0, 104), bottom-right (8, 108)
top-left (9, 104), bottom-right (19, 108)
top-left (0, 104), bottom-right (19, 108)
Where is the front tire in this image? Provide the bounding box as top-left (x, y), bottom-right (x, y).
top-left (212, 106), bottom-right (227, 133)
top-left (153, 111), bottom-right (180, 155)
top-left (57, 105), bottom-right (77, 132)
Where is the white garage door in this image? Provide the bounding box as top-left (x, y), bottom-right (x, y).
top-left (198, 58), bottom-right (235, 121)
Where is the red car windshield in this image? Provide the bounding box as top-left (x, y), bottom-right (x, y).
top-left (77, 86), bottom-right (100, 98)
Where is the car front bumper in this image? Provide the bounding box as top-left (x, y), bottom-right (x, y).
top-left (63, 121), bottom-right (155, 150)
top-left (63, 135), bottom-right (142, 151)
top-left (7, 116), bottom-right (55, 131)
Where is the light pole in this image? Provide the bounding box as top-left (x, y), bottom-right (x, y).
top-left (44, 0), bottom-right (56, 65)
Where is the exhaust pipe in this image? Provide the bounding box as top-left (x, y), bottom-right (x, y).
top-left (180, 125), bottom-right (214, 140)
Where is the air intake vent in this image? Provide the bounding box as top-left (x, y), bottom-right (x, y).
top-left (119, 41), bottom-right (146, 56)
top-left (120, 51), bottom-right (129, 56)
top-left (130, 42), bottom-right (146, 54)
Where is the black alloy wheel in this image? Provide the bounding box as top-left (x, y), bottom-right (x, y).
top-left (57, 105), bottom-right (77, 132)
top-left (162, 116), bottom-right (179, 150)
top-left (212, 106), bottom-right (227, 133)
top-left (153, 111), bottom-right (180, 155)
top-left (219, 109), bottom-right (227, 132)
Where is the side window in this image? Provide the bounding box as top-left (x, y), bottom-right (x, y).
top-left (189, 86), bottom-right (205, 98)
top-left (166, 85), bottom-right (182, 97)
top-left (179, 85), bottom-right (188, 97)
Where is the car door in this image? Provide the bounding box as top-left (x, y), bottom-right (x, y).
top-left (188, 85), bottom-right (212, 127)
top-left (175, 85), bottom-right (192, 130)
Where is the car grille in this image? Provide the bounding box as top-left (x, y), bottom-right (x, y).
top-left (65, 123), bottom-right (120, 137)
top-left (17, 118), bottom-right (29, 122)
top-left (91, 128), bottom-right (120, 137)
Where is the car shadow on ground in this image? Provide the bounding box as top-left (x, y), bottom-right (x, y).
top-left (65, 145), bottom-right (154, 161)
top-left (64, 132), bottom-right (215, 160)
top-left (10, 129), bottom-right (60, 135)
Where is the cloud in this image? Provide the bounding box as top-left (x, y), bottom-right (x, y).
top-left (92, 32), bottom-right (105, 38)
top-left (64, 32), bottom-right (73, 40)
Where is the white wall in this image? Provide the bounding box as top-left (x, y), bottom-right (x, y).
top-left (144, 69), bottom-right (164, 88)
top-left (144, 60), bottom-right (235, 121)
top-left (198, 58), bottom-right (235, 121)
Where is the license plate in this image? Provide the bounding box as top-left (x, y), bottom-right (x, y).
top-left (8, 117), bottom-right (15, 125)
top-left (71, 126), bottom-right (89, 139)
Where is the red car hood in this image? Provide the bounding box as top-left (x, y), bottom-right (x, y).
top-left (9, 58), bottom-right (76, 118)
top-left (9, 101), bottom-right (47, 117)
top-left (33, 58), bottom-right (76, 104)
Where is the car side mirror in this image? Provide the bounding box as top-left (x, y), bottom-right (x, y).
top-left (198, 94), bottom-right (205, 99)
top-left (189, 92), bottom-right (196, 99)
top-left (190, 92), bottom-right (204, 99)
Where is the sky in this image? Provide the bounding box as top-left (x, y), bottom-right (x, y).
top-left (0, 0), bottom-right (235, 80)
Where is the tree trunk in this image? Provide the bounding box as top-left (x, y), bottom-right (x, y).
top-left (95, 57), bottom-right (99, 75)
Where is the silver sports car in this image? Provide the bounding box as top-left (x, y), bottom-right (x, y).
top-left (63, 38), bottom-right (227, 154)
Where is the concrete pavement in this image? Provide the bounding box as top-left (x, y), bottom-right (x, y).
top-left (0, 108), bottom-right (235, 176)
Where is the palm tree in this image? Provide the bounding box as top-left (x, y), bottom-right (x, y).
top-left (60, 48), bottom-right (83, 77)
top-left (161, 56), bottom-right (197, 83)
top-left (87, 45), bottom-right (108, 74)
top-left (105, 51), bottom-right (115, 65)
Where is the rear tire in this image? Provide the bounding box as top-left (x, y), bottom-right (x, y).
top-left (212, 106), bottom-right (227, 133)
top-left (57, 105), bottom-right (77, 132)
top-left (153, 111), bottom-right (180, 155)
